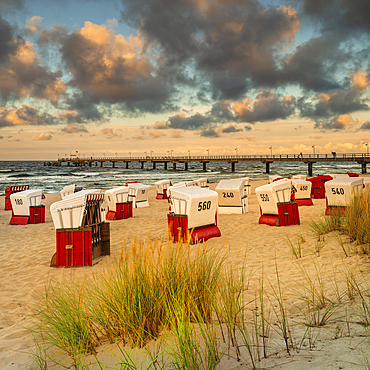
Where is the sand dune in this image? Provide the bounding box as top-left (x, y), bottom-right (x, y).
top-left (0, 179), bottom-right (370, 369)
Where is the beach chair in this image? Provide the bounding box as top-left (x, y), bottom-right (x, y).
top-left (155, 180), bottom-right (172, 199)
top-left (363, 177), bottom-right (370, 189)
top-left (167, 181), bottom-right (195, 202)
top-left (329, 174), bottom-right (350, 179)
top-left (215, 179), bottom-right (248, 214)
top-left (50, 190), bottom-right (110, 267)
top-left (292, 175), bottom-right (307, 180)
top-left (60, 184), bottom-right (83, 199)
top-left (256, 179), bottom-right (300, 227)
top-left (307, 175), bottom-right (333, 199)
top-left (231, 177), bottom-right (251, 195)
top-left (9, 189), bottom-right (44, 225)
top-left (193, 178), bottom-right (209, 188)
top-left (5, 185), bottom-right (29, 211)
top-left (105, 186), bottom-right (133, 220)
top-left (291, 179), bottom-right (313, 206)
top-left (168, 186), bottom-right (221, 243)
top-left (127, 183), bottom-right (150, 208)
top-left (268, 175), bottom-right (282, 183)
top-left (325, 177), bottom-right (364, 215)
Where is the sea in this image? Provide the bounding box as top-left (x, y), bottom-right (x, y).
top-left (0, 160), bottom-right (363, 195)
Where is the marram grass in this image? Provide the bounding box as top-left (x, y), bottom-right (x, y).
top-left (29, 240), bottom-right (231, 366)
top-left (28, 234), bottom-right (370, 369)
top-left (345, 187), bottom-right (370, 248)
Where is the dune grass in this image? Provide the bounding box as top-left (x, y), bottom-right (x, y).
top-left (28, 232), bottom-right (370, 369)
top-left (29, 240), bottom-right (232, 367)
top-left (29, 282), bottom-right (99, 368)
top-left (286, 235), bottom-right (303, 259)
top-left (344, 187), bottom-right (370, 250)
top-left (309, 187), bottom-right (370, 256)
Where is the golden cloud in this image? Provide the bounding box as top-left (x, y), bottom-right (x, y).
top-left (153, 121), bottom-right (169, 129)
top-left (65, 22), bottom-right (154, 101)
top-left (0, 105), bottom-right (55, 127)
top-left (332, 114), bottom-right (354, 129)
top-left (171, 133), bottom-right (183, 138)
top-left (32, 133), bottom-right (52, 141)
top-left (0, 39), bottom-right (67, 103)
top-left (25, 16), bottom-right (42, 33)
top-left (132, 131), bottom-right (145, 140)
top-left (233, 98), bottom-right (254, 120)
top-left (61, 123), bottom-right (88, 134)
top-left (101, 128), bottom-right (122, 138)
top-left (149, 131), bottom-right (166, 139)
top-left (349, 69), bottom-right (370, 92)
top-left (278, 6), bottom-right (300, 43)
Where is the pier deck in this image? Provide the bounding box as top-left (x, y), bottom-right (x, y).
top-left (44, 153), bottom-right (370, 176)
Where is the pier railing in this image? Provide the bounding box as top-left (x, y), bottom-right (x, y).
top-left (45, 152), bottom-right (370, 176)
top-left (56, 153), bottom-right (370, 161)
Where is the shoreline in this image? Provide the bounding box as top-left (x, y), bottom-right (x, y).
top-left (1, 179), bottom-right (370, 368)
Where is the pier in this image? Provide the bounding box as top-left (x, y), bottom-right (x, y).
top-left (44, 153), bottom-right (370, 176)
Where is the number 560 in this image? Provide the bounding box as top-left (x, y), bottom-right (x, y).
top-left (198, 201), bottom-right (211, 211)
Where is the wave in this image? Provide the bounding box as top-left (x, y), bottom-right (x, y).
top-left (71, 172), bottom-right (102, 176)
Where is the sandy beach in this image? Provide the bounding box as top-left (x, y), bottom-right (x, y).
top-left (1, 179), bottom-right (370, 369)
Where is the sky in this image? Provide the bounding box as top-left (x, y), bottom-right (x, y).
top-left (0, 0), bottom-right (369, 160)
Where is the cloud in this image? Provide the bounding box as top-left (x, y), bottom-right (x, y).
top-left (0, 17), bottom-right (66, 104)
top-left (349, 69), bottom-right (370, 92)
top-left (0, 14), bottom-right (17, 64)
top-left (279, 37), bottom-right (341, 92)
top-left (57, 110), bottom-right (85, 124)
top-left (101, 128), bottom-right (122, 138)
top-left (132, 131), bottom-right (145, 140)
top-left (317, 114), bottom-right (355, 130)
top-left (25, 16), bottom-right (43, 33)
top-left (298, 70), bottom-right (369, 122)
top-left (167, 112), bottom-right (209, 130)
top-left (152, 121), bottom-right (169, 129)
top-left (165, 91), bottom-right (296, 131)
top-left (59, 21), bottom-right (172, 113)
top-left (301, 0), bottom-right (370, 33)
top-left (236, 135), bottom-right (255, 141)
top-left (25, 16), bottom-right (69, 46)
top-left (61, 123), bottom-right (88, 134)
top-left (32, 133), bottom-right (52, 140)
top-left (122, 0), bottom-right (300, 99)
top-left (222, 125), bottom-right (242, 133)
top-left (0, 0), bottom-right (368, 133)
top-left (359, 122), bottom-right (370, 130)
top-left (148, 131), bottom-right (166, 139)
top-left (233, 91), bottom-right (296, 122)
top-left (0, 0), bottom-right (24, 11)
top-left (200, 128), bottom-right (219, 137)
top-left (0, 105), bottom-right (55, 127)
